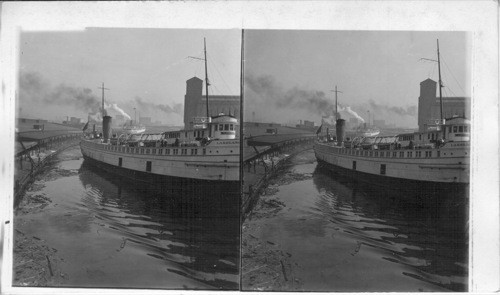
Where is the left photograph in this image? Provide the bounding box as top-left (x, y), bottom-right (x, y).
top-left (13, 28), bottom-right (242, 289)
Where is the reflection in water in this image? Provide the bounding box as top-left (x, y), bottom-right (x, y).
top-left (76, 162), bottom-right (240, 289)
top-left (311, 165), bottom-right (468, 291)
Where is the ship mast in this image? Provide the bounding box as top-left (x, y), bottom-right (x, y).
top-left (204, 38), bottom-right (210, 119)
top-left (421, 39), bottom-right (445, 139)
top-left (331, 86), bottom-right (343, 121)
top-left (436, 39), bottom-right (445, 139)
top-left (98, 82), bottom-right (109, 120)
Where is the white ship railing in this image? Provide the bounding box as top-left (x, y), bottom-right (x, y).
top-left (82, 139), bottom-right (239, 157)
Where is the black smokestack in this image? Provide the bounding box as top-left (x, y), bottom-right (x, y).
top-left (103, 116), bottom-right (112, 143)
top-left (336, 119), bottom-right (345, 146)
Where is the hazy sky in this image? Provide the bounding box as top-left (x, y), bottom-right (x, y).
top-left (18, 28), bottom-right (469, 128)
top-left (19, 28), bottom-right (241, 125)
top-left (244, 30), bottom-right (469, 128)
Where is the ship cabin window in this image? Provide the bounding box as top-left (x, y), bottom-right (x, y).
top-left (214, 125), bottom-right (218, 131)
top-left (146, 161), bottom-right (152, 172)
top-left (230, 124), bottom-right (234, 131)
top-left (224, 124), bottom-right (229, 131)
top-left (464, 126), bottom-right (468, 132)
top-left (453, 126), bottom-right (458, 133)
top-left (219, 124), bottom-right (223, 130)
top-left (118, 158), bottom-right (122, 167)
top-left (458, 126), bottom-right (464, 132)
top-left (380, 164), bottom-right (386, 175)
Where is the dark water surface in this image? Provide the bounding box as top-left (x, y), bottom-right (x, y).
top-left (16, 146), bottom-right (239, 289)
top-left (257, 150), bottom-right (468, 292)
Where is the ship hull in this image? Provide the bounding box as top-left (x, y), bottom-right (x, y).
top-left (80, 140), bottom-right (240, 182)
top-left (81, 153), bottom-right (238, 191)
top-left (316, 158), bottom-right (468, 196)
top-left (80, 155), bottom-right (240, 217)
top-left (314, 141), bottom-right (469, 194)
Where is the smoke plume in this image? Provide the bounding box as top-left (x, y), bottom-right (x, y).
top-left (368, 99), bottom-right (416, 117)
top-left (246, 73), bottom-right (417, 127)
top-left (246, 74), bottom-right (336, 117)
top-left (19, 71), bottom-right (183, 124)
top-left (133, 96), bottom-right (183, 115)
top-left (341, 106), bottom-right (365, 123)
top-left (106, 103), bottom-right (131, 120)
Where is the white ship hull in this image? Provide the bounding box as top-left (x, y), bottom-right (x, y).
top-left (314, 141), bottom-right (469, 185)
top-left (80, 139), bottom-right (239, 182)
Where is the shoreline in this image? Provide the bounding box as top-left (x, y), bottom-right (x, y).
top-left (241, 148), bottom-right (314, 291)
top-left (11, 145), bottom-right (83, 287)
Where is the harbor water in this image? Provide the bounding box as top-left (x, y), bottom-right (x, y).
top-left (14, 145), bottom-right (240, 289)
top-left (244, 149), bottom-right (468, 291)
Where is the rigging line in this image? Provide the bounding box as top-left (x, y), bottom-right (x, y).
top-left (212, 84), bottom-right (223, 96)
top-left (430, 63), bottom-right (437, 80)
top-left (441, 56), bottom-right (466, 95)
top-left (446, 86), bottom-right (457, 97)
top-left (208, 58), bottom-right (235, 95)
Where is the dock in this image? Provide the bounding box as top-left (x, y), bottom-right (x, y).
top-left (242, 131), bottom-right (316, 218)
top-left (15, 120), bottom-right (83, 202)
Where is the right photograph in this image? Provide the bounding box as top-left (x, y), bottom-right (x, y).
top-left (241, 30), bottom-right (469, 292)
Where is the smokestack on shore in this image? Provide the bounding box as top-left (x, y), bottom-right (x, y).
top-left (103, 116), bottom-right (112, 143)
top-left (336, 119), bottom-right (345, 146)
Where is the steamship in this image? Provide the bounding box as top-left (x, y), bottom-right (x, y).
top-left (80, 39), bottom-right (240, 188)
top-left (314, 41), bottom-right (469, 191)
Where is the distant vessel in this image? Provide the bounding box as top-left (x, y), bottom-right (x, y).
top-left (352, 123), bottom-right (380, 137)
top-left (314, 40), bottom-right (469, 190)
top-left (80, 39), bottom-right (240, 186)
top-left (122, 121), bottom-right (146, 135)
